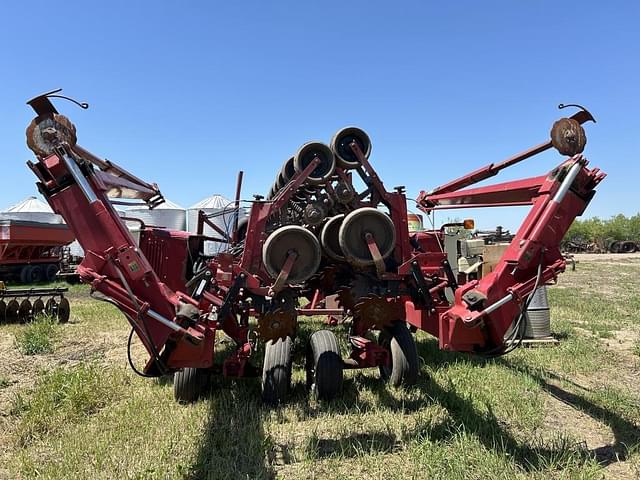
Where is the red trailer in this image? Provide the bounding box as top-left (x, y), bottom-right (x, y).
top-left (0, 219), bottom-right (75, 283)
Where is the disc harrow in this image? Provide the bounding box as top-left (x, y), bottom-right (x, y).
top-left (0, 284), bottom-right (70, 324)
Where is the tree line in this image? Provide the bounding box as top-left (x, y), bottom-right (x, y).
top-left (565, 213), bottom-right (640, 247)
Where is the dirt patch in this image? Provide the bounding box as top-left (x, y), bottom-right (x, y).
top-left (602, 328), bottom-right (639, 356)
top-left (603, 459), bottom-right (640, 479)
top-left (571, 253), bottom-right (640, 263)
top-left (541, 377), bottom-right (640, 479)
top-left (542, 390), bottom-right (614, 450)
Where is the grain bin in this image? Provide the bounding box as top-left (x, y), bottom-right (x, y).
top-left (68, 240), bottom-right (84, 258)
top-left (125, 199), bottom-right (186, 231)
top-left (187, 195), bottom-right (245, 255)
top-left (1, 196), bottom-right (63, 224)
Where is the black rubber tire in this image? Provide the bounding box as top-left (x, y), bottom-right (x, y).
top-left (306, 330), bottom-right (343, 401)
top-left (262, 336), bottom-right (293, 405)
top-left (621, 241), bottom-right (637, 253)
top-left (262, 225), bottom-right (322, 284)
top-left (29, 265), bottom-right (44, 283)
top-left (609, 241), bottom-right (622, 253)
top-left (173, 368), bottom-right (205, 404)
top-left (45, 264), bottom-right (59, 281)
top-left (379, 321), bottom-right (419, 387)
top-left (19, 266), bottom-right (32, 284)
top-left (338, 207), bottom-right (396, 267)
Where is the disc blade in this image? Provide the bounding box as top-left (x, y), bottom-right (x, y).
top-left (18, 299), bottom-right (32, 324)
top-left (57, 297), bottom-right (70, 323)
top-left (6, 300), bottom-right (20, 324)
top-left (32, 298), bottom-right (45, 318)
top-left (45, 298), bottom-right (58, 318)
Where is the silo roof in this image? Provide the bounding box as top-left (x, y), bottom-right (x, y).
top-left (188, 195), bottom-right (234, 210)
top-left (3, 196), bottom-right (54, 213)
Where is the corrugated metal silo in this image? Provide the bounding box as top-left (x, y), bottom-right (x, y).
top-left (186, 195), bottom-right (245, 255)
top-left (125, 199), bottom-right (186, 231)
top-left (0, 196), bottom-right (64, 224)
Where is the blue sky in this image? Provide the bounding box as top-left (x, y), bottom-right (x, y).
top-left (1, 1), bottom-right (637, 230)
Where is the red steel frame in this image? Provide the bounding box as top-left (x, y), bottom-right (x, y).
top-left (405, 108), bottom-right (604, 352)
top-left (24, 95), bottom-right (605, 382)
top-left (407, 155), bottom-right (605, 352)
top-left (27, 134), bottom-right (330, 376)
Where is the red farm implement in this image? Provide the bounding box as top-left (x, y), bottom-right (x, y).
top-left (0, 219), bottom-right (74, 282)
top-left (22, 89), bottom-right (604, 403)
top-left (0, 218), bottom-right (74, 323)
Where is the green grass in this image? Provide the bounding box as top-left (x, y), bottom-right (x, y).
top-left (14, 315), bottom-right (57, 355)
top-left (10, 363), bottom-right (127, 447)
top-left (1, 259), bottom-right (640, 479)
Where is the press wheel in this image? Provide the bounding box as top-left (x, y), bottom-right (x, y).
top-left (262, 225), bottom-right (321, 284)
top-left (0, 300), bottom-right (6, 324)
top-left (320, 214), bottom-right (346, 261)
top-left (306, 330), bottom-right (343, 401)
top-left (339, 207), bottom-right (396, 267)
top-left (331, 126), bottom-right (372, 168)
top-left (174, 368), bottom-right (207, 403)
top-left (379, 321), bottom-right (419, 387)
top-left (293, 142), bottom-right (335, 185)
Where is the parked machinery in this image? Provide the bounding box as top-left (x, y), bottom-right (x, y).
top-left (0, 218), bottom-right (74, 283)
top-left (22, 90), bottom-right (605, 404)
top-left (608, 240), bottom-right (638, 254)
top-left (0, 282), bottom-right (70, 324)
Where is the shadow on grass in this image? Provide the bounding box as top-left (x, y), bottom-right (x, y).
top-left (505, 361), bottom-right (640, 467)
top-left (189, 331), bottom-right (637, 475)
top-left (306, 431), bottom-right (398, 459)
top-left (188, 378), bottom-right (275, 480)
top-left (408, 338), bottom-right (639, 469)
